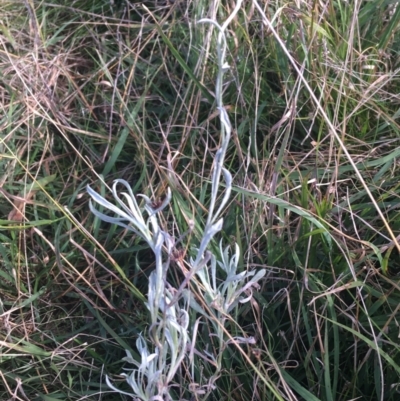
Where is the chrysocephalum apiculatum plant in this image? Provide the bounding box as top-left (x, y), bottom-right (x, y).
top-left (87, 2), bottom-right (265, 399)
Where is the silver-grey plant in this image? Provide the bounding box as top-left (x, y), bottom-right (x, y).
top-left (87, 1), bottom-right (265, 400)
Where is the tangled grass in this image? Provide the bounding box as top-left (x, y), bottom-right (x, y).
top-left (0, 1), bottom-right (400, 400)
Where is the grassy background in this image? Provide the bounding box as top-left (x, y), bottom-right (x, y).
top-left (1, 0), bottom-right (400, 400)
